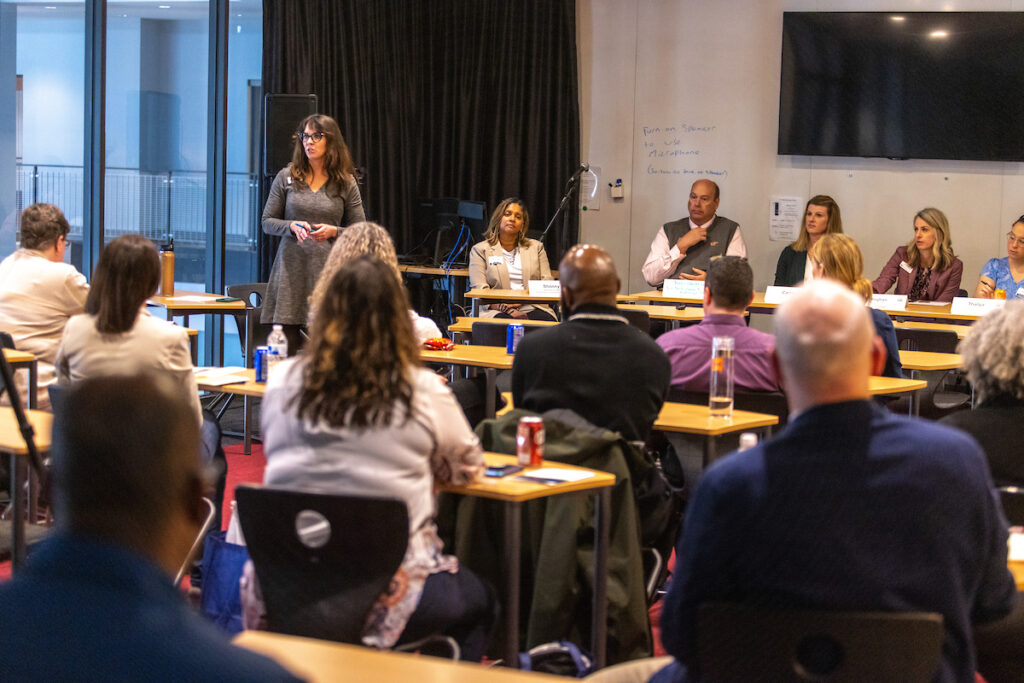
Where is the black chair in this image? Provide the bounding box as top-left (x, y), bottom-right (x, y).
top-left (225, 283), bottom-right (272, 368)
top-left (668, 388), bottom-right (789, 427)
top-left (469, 320), bottom-right (545, 347)
top-left (235, 485), bottom-right (459, 657)
top-left (998, 486), bottom-right (1024, 527)
top-left (894, 328), bottom-right (969, 412)
top-left (616, 306), bottom-right (651, 335)
top-left (698, 603), bottom-right (944, 682)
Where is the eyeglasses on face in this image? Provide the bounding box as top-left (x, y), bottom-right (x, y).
top-left (297, 131), bottom-right (326, 143)
top-left (1006, 232), bottom-right (1024, 248)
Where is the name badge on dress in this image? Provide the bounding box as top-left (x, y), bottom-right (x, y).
top-left (488, 256), bottom-right (503, 266)
top-left (1016, 287), bottom-right (1024, 299)
top-left (900, 261), bottom-right (913, 273)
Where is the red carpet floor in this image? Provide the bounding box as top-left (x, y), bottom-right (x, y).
top-left (220, 442), bottom-right (267, 530)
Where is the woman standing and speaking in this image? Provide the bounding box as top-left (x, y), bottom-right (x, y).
top-left (261, 114), bottom-right (365, 351)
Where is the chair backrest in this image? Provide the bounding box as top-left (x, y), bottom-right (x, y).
top-left (225, 283), bottom-right (272, 366)
top-left (616, 307), bottom-right (651, 335)
top-left (235, 485), bottom-right (409, 643)
top-left (895, 328), bottom-right (959, 353)
top-left (668, 388), bottom-right (789, 427)
top-left (698, 603), bottom-right (944, 682)
top-left (998, 486), bottom-right (1024, 527)
top-left (0, 332), bottom-right (15, 396)
top-left (470, 321), bottom-right (545, 347)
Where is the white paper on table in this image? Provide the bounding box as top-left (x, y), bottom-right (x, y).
top-left (764, 286), bottom-right (799, 304)
top-left (528, 280), bottom-right (562, 296)
top-left (1009, 532), bottom-right (1024, 561)
top-left (868, 294), bottom-right (908, 312)
top-left (768, 196), bottom-right (803, 242)
top-left (195, 366), bottom-right (249, 385)
top-left (950, 297), bottom-right (1005, 316)
top-left (168, 295), bottom-right (223, 303)
top-left (908, 300), bottom-right (949, 307)
top-left (519, 468), bottom-right (594, 483)
top-left (663, 278), bottom-right (705, 299)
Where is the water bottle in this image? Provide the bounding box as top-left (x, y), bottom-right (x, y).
top-left (709, 336), bottom-right (735, 418)
top-left (266, 325), bottom-right (288, 378)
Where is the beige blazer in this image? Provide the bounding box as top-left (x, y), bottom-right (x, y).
top-left (468, 239), bottom-right (556, 319)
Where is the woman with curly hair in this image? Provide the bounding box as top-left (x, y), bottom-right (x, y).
top-left (260, 255), bottom-right (494, 659)
top-left (308, 221), bottom-right (440, 342)
top-left (261, 113), bottom-right (365, 351)
top-left (941, 300), bottom-right (1024, 486)
top-left (872, 207), bottom-right (963, 302)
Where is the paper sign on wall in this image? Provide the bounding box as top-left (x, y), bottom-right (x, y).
top-left (868, 294), bottom-right (907, 312)
top-left (769, 197), bottom-right (803, 242)
top-left (950, 297), bottom-right (1005, 316)
top-left (528, 280), bottom-right (562, 297)
top-left (662, 278), bottom-right (705, 299)
top-left (763, 286), bottom-right (799, 304)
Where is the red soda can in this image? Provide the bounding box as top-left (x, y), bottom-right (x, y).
top-left (516, 416), bottom-right (545, 466)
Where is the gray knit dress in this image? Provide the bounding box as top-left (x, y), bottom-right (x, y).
top-left (261, 166), bottom-right (365, 325)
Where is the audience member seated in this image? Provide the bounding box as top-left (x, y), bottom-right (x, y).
top-left (642, 179), bottom-right (746, 286)
top-left (512, 244), bottom-right (670, 442)
top-left (0, 203), bottom-right (88, 410)
top-left (651, 280), bottom-right (1017, 683)
top-left (0, 375), bottom-right (299, 681)
top-left (975, 216), bottom-right (1024, 300)
top-left (941, 300), bottom-right (1024, 487)
top-left (56, 234), bottom-right (202, 425)
top-left (468, 197), bottom-right (557, 321)
top-left (873, 207), bottom-right (963, 302)
top-left (658, 256), bottom-right (777, 393)
top-left (809, 234), bottom-right (902, 378)
top-left (258, 255), bottom-right (495, 660)
top-left (773, 194), bottom-right (842, 287)
top-left (307, 220), bottom-right (441, 342)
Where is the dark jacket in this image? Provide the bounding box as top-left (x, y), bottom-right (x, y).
top-left (773, 245), bottom-right (807, 287)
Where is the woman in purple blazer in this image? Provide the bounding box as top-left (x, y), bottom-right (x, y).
top-left (872, 207), bottom-right (963, 302)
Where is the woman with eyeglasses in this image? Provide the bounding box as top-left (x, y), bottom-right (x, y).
top-left (261, 113), bottom-right (365, 351)
top-left (975, 217), bottom-right (1024, 299)
top-left (872, 207), bottom-right (963, 302)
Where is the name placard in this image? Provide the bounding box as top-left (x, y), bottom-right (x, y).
top-left (528, 280), bottom-right (562, 297)
top-left (663, 278), bottom-right (705, 299)
top-left (950, 297), bottom-right (1005, 316)
top-left (868, 294), bottom-right (907, 312)
top-left (763, 286), bottom-right (799, 304)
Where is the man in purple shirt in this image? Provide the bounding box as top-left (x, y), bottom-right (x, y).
top-left (657, 256), bottom-right (778, 393)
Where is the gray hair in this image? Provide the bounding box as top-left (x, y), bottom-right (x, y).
top-left (308, 221), bottom-right (400, 321)
top-left (959, 300), bottom-right (1024, 404)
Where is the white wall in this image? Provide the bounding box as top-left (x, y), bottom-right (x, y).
top-left (578, 0), bottom-right (1024, 295)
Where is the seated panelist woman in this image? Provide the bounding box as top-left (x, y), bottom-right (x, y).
top-left (872, 207), bottom-right (963, 302)
top-left (774, 194), bottom-right (843, 287)
top-left (468, 198), bottom-right (557, 321)
top-left (975, 216), bottom-right (1024, 299)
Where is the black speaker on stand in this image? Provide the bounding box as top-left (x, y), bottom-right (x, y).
top-left (263, 94), bottom-right (318, 177)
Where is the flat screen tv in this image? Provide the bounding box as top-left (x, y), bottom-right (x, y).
top-left (778, 12), bottom-right (1024, 162)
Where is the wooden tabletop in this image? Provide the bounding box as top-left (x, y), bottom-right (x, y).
top-left (234, 630), bottom-right (565, 682)
top-left (893, 320), bottom-right (972, 339)
top-left (440, 452), bottom-right (616, 503)
top-left (399, 265), bottom-right (470, 278)
top-left (195, 367), bottom-right (265, 397)
top-left (617, 303), bottom-right (705, 322)
top-left (448, 317), bottom-right (559, 334)
top-left (898, 350), bottom-right (963, 372)
top-left (0, 408), bottom-right (53, 453)
top-left (147, 291), bottom-right (246, 311)
top-left (421, 344), bottom-right (515, 370)
top-left (466, 288), bottom-right (637, 303)
top-left (868, 376), bottom-right (928, 395)
top-left (3, 348), bottom-right (36, 364)
top-left (654, 401), bottom-right (778, 436)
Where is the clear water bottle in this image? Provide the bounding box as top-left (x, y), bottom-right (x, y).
top-left (709, 336), bottom-right (735, 418)
top-left (266, 325), bottom-right (288, 378)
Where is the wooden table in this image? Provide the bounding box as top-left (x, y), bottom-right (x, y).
top-left (0, 407), bottom-right (52, 569)
top-left (653, 401), bottom-right (778, 467)
top-left (4, 348), bottom-right (38, 409)
top-left (399, 265), bottom-right (470, 278)
top-left (421, 345), bottom-right (514, 418)
top-left (441, 452), bottom-right (616, 669)
top-left (448, 317), bottom-right (558, 335)
top-left (148, 291), bottom-right (248, 365)
top-left (869, 375), bottom-right (929, 415)
top-left (893, 320), bottom-right (972, 339)
top-left (898, 350), bottom-right (963, 373)
top-left (465, 288), bottom-right (637, 317)
top-left (234, 630), bottom-right (567, 682)
top-left (195, 368), bottom-right (262, 454)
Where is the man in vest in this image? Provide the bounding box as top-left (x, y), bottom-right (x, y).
top-left (642, 179), bottom-right (746, 286)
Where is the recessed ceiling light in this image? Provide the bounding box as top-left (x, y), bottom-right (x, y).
top-left (930, 30), bottom-right (949, 38)
top-left (890, 15), bottom-right (905, 22)
top-left (158, 5), bottom-right (170, 8)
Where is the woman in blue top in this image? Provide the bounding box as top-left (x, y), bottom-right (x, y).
top-left (975, 217), bottom-right (1024, 299)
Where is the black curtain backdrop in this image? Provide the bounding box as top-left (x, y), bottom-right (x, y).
top-left (259, 0), bottom-right (581, 279)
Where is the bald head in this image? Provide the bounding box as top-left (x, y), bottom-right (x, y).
top-left (559, 244), bottom-right (621, 311)
top-left (773, 280), bottom-right (883, 413)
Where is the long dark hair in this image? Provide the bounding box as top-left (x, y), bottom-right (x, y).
top-left (483, 197), bottom-right (531, 247)
top-left (296, 255), bottom-right (419, 428)
top-left (289, 113), bottom-right (356, 193)
top-left (85, 234), bottom-right (160, 334)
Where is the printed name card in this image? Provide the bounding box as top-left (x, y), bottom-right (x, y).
top-left (950, 297), bottom-right (1005, 316)
top-left (868, 294), bottom-right (907, 312)
top-left (763, 286), bottom-right (799, 304)
top-left (528, 280), bottom-right (562, 297)
top-left (662, 278), bottom-right (705, 299)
